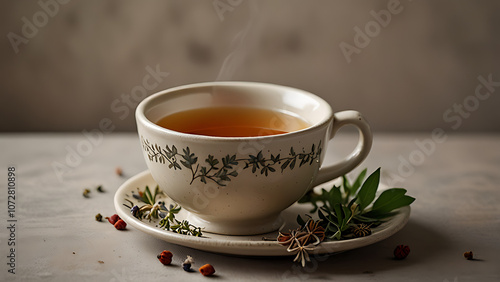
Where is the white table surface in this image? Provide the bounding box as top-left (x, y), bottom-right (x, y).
top-left (0, 133), bottom-right (499, 281)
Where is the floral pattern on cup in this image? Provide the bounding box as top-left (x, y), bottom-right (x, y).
top-left (141, 136), bottom-right (322, 186)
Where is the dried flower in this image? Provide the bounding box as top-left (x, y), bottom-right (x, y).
top-left (114, 219), bottom-right (127, 230)
top-left (95, 213), bottom-right (103, 222)
top-left (394, 245), bottom-right (410, 260)
top-left (157, 250), bottom-right (173, 265)
top-left (83, 188), bottom-right (91, 198)
top-left (106, 214), bottom-right (121, 225)
top-left (182, 255), bottom-right (195, 272)
top-left (351, 223), bottom-right (372, 238)
top-left (288, 238), bottom-right (316, 267)
top-left (131, 205), bottom-right (140, 217)
top-left (464, 251), bottom-right (473, 260)
top-left (277, 230), bottom-right (296, 246)
top-left (278, 219), bottom-right (325, 267)
top-left (199, 264), bottom-right (215, 276)
top-left (300, 219), bottom-right (326, 245)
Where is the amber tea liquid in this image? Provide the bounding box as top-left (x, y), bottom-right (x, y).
top-left (155, 107), bottom-right (309, 137)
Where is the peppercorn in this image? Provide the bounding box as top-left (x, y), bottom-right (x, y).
top-left (95, 213), bottom-right (103, 222)
top-left (114, 219), bottom-right (127, 230)
top-left (393, 245), bottom-right (410, 260)
top-left (464, 251), bottom-right (473, 260)
top-left (106, 214), bottom-right (121, 225)
top-left (182, 255), bottom-right (194, 272)
top-left (199, 264), bottom-right (215, 276)
top-left (83, 188), bottom-right (91, 198)
top-left (157, 250), bottom-right (173, 265)
top-left (116, 167), bottom-right (123, 176)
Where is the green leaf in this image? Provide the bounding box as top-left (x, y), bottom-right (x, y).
top-left (365, 188), bottom-right (415, 216)
top-left (342, 175), bottom-right (351, 199)
top-left (356, 168), bottom-right (380, 211)
top-left (354, 214), bottom-right (384, 223)
top-left (328, 186), bottom-right (342, 209)
top-left (143, 185), bottom-right (154, 205)
top-left (333, 203), bottom-right (344, 226)
top-left (153, 185), bottom-right (161, 201)
top-left (297, 215), bottom-right (306, 226)
top-left (341, 206), bottom-right (352, 229)
top-left (350, 168), bottom-right (367, 196)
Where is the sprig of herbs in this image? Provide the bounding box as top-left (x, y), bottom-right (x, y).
top-left (297, 168), bottom-right (415, 240)
top-left (123, 185), bottom-right (203, 237)
top-left (158, 205), bottom-right (203, 237)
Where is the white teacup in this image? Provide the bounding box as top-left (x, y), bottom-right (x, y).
top-left (136, 82), bottom-right (372, 235)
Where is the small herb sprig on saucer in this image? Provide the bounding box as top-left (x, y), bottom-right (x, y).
top-left (280, 168), bottom-right (415, 266)
top-left (157, 204), bottom-right (203, 236)
top-left (297, 167), bottom-right (415, 240)
top-left (124, 185), bottom-right (203, 237)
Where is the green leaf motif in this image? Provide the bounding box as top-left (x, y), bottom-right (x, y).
top-left (205, 155), bottom-right (219, 169)
top-left (142, 136), bottom-right (321, 187)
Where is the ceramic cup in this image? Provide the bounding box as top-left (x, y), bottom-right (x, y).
top-left (136, 81), bottom-right (372, 235)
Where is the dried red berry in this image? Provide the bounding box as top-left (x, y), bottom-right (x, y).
top-left (106, 214), bottom-right (121, 225)
top-left (394, 245), bottom-right (410, 260)
top-left (199, 264), bottom-right (215, 276)
top-left (114, 219), bottom-right (127, 230)
top-left (157, 250), bottom-right (173, 265)
top-left (115, 167), bottom-right (123, 176)
top-left (464, 251), bottom-right (473, 260)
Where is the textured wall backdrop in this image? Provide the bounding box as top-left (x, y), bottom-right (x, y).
top-left (1, 0), bottom-right (499, 132)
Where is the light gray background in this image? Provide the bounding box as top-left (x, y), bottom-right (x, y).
top-left (1, 0), bottom-right (499, 132)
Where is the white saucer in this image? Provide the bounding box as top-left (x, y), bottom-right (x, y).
top-left (114, 170), bottom-right (410, 256)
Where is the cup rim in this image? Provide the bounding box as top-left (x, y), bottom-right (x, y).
top-left (136, 81), bottom-right (333, 141)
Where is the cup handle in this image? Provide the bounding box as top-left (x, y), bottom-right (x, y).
top-left (311, 110), bottom-right (373, 187)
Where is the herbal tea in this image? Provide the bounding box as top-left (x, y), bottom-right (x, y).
top-left (155, 107), bottom-right (309, 137)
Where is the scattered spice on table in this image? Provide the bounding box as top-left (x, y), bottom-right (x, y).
top-left (83, 188), bottom-right (91, 198)
top-left (106, 214), bottom-right (121, 225)
top-left (116, 167), bottom-right (123, 176)
top-left (182, 255), bottom-right (195, 272)
top-left (464, 251), bottom-right (473, 260)
top-left (114, 219), bottom-right (127, 230)
top-left (98, 260), bottom-right (104, 264)
top-left (157, 250), bottom-right (173, 265)
top-left (96, 185), bottom-right (105, 193)
top-left (199, 264), bottom-right (215, 276)
top-left (394, 245), bottom-right (410, 260)
top-left (95, 213), bottom-right (103, 222)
